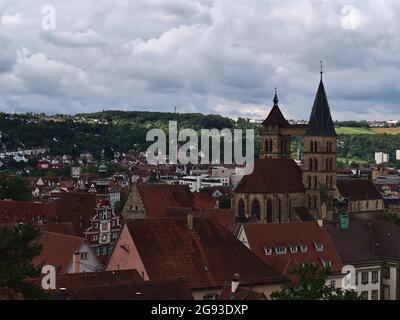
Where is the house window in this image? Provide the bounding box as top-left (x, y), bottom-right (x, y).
top-left (203, 293), bottom-right (218, 300)
top-left (372, 271), bottom-right (379, 284)
top-left (100, 246), bottom-right (107, 255)
top-left (289, 245), bottom-right (298, 253)
top-left (100, 222), bottom-right (109, 232)
top-left (361, 272), bottom-right (369, 285)
top-left (300, 244), bottom-right (308, 253)
top-left (264, 247), bottom-right (272, 255)
top-left (330, 280), bottom-right (336, 288)
top-left (383, 267), bottom-right (390, 279)
top-left (112, 232), bottom-right (118, 239)
top-left (361, 291), bottom-right (369, 300)
top-left (92, 234), bottom-right (99, 241)
top-left (80, 252), bottom-right (88, 260)
top-left (322, 260), bottom-right (332, 268)
top-left (371, 290), bottom-right (379, 300)
top-left (314, 242), bottom-right (324, 252)
top-left (275, 247), bottom-right (287, 255)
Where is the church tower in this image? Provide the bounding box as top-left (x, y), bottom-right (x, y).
top-left (260, 90), bottom-right (291, 159)
top-left (303, 72), bottom-right (337, 219)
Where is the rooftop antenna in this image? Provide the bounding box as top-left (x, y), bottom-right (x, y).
top-left (174, 106), bottom-right (177, 114)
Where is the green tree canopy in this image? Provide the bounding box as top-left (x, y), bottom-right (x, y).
top-left (271, 262), bottom-right (360, 300)
top-left (0, 223), bottom-right (46, 299)
top-left (0, 173), bottom-right (31, 201)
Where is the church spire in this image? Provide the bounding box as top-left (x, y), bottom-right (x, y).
top-left (305, 70), bottom-right (336, 137)
top-left (273, 88), bottom-right (279, 106)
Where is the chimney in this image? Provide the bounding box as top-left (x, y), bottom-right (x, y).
top-left (57, 288), bottom-right (68, 300)
top-left (72, 251), bottom-right (80, 273)
top-left (230, 274), bottom-right (240, 298)
top-left (320, 201), bottom-right (327, 221)
top-left (187, 213), bottom-right (194, 231)
top-left (317, 219), bottom-right (323, 228)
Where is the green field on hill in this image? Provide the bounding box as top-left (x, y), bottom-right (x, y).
top-left (336, 127), bottom-right (400, 135)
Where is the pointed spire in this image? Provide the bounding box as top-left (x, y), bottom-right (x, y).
top-left (320, 60), bottom-right (324, 81)
top-left (262, 88), bottom-right (289, 127)
top-left (273, 88), bottom-right (279, 106)
top-left (305, 71), bottom-right (336, 137)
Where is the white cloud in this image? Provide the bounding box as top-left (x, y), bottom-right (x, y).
top-left (0, 0), bottom-right (400, 120)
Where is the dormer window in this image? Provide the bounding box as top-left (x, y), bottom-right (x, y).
top-left (275, 246), bottom-right (287, 255)
top-left (289, 245), bottom-right (298, 253)
top-left (264, 247), bottom-right (272, 255)
top-left (322, 259), bottom-right (332, 268)
top-left (314, 242), bottom-right (324, 252)
top-left (300, 244), bottom-right (308, 253)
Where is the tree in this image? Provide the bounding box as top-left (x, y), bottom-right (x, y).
top-left (0, 223), bottom-right (47, 299)
top-left (0, 173), bottom-right (31, 201)
top-left (114, 195), bottom-right (128, 214)
top-left (270, 262), bottom-right (360, 300)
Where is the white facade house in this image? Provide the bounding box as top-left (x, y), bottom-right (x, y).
top-left (179, 174), bottom-right (230, 192)
top-left (375, 152), bottom-right (389, 164)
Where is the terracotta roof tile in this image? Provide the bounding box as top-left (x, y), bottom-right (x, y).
top-left (0, 200), bottom-right (57, 224)
top-left (32, 231), bottom-right (84, 273)
top-left (337, 179), bottom-right (382, 201)
top-left (137, 184), bottom-right (194, 218)
top-left (219, 285), bottom-right (266, 300)
top-left (235, 159), bottom-right (305, 194)
top-left (242, 222), bottom-right (343, 281)
top-left (126, 217), bottom-right (286, 289)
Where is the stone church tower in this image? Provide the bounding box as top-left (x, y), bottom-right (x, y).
top-left (302, 75), bottom-right (337, 219)
top-left (259, 90), bottom-right (292, 159)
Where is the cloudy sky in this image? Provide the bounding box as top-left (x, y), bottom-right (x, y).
top-left (0, 0), bottom-right (400, 120)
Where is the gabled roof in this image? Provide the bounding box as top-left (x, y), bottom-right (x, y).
top-left (53, 277), bottom-right (194, 300)
top-left (137, 184), bottom-right (194, 218)
top-left (327, 219), bottom-right (400, 264)
top-left (32, 231), bottom-right (84, 273)
top-left (125, 217), bottom-right (286, 289)
top-left (235, 159), bottom-right (305, 194)
top-left (305, 80), bottom-right (336, 137)
top-left (242, 222), bottom-right (343, 280)
top-left (337, 179), bottom-right (383, 201)
top-left (193, 192), bottom-right (217, 209)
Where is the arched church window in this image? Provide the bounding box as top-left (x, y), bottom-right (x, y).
top-left (313, 195), bottom-right (317, 209)
top-left (313, 176), bottom-right (318, 189)
top-left (238, 198), bottom-right (245, 219)
top-left (308, 175), bottom-right (312, 189)
top-left (314, 159), bottom-right (318, 171)
top-left (251, 199), bottom-right (261, 221)
top-left (266, 199), bottom-right (273, 223)
top-left (309, 159), bottom-right (313, 171)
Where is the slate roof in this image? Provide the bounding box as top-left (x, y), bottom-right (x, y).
top-left (235, 159), bottom-right (305, 194)
top-left (305, 80), bottom-right (336, 137)
top-left (125, 217), bottom-right (286, 289)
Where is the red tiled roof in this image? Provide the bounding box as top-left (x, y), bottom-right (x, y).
top-left (137, 184), bottom-right (194, 217)
top-left (126, 217), bottom-right (286, 289)
top-left (193, 192), bottom-right (217, 209)
top-left (219, 285), bottom-right (266, 300)
top-left (53, 277), bottom-right (194, 300)
top-left (53, 193), bottom-right (97, 236)
top-left (242, 222), bottom-right (343, 281)
top-left (0, 200), bottom-right (57, 224)
top-left (32, 231), bottom-right (84, 273)
top-left (30, 269), bottom-right (141, 290)
top-left (235, 159), bottom-right (305, 194)
top-left (38, 222), bottom-right (78, 236)
top-left (337, 179), bottom-right (382, 201)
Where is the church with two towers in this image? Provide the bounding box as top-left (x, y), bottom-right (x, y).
top-left (233, 72), bottom-right (338, 223)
